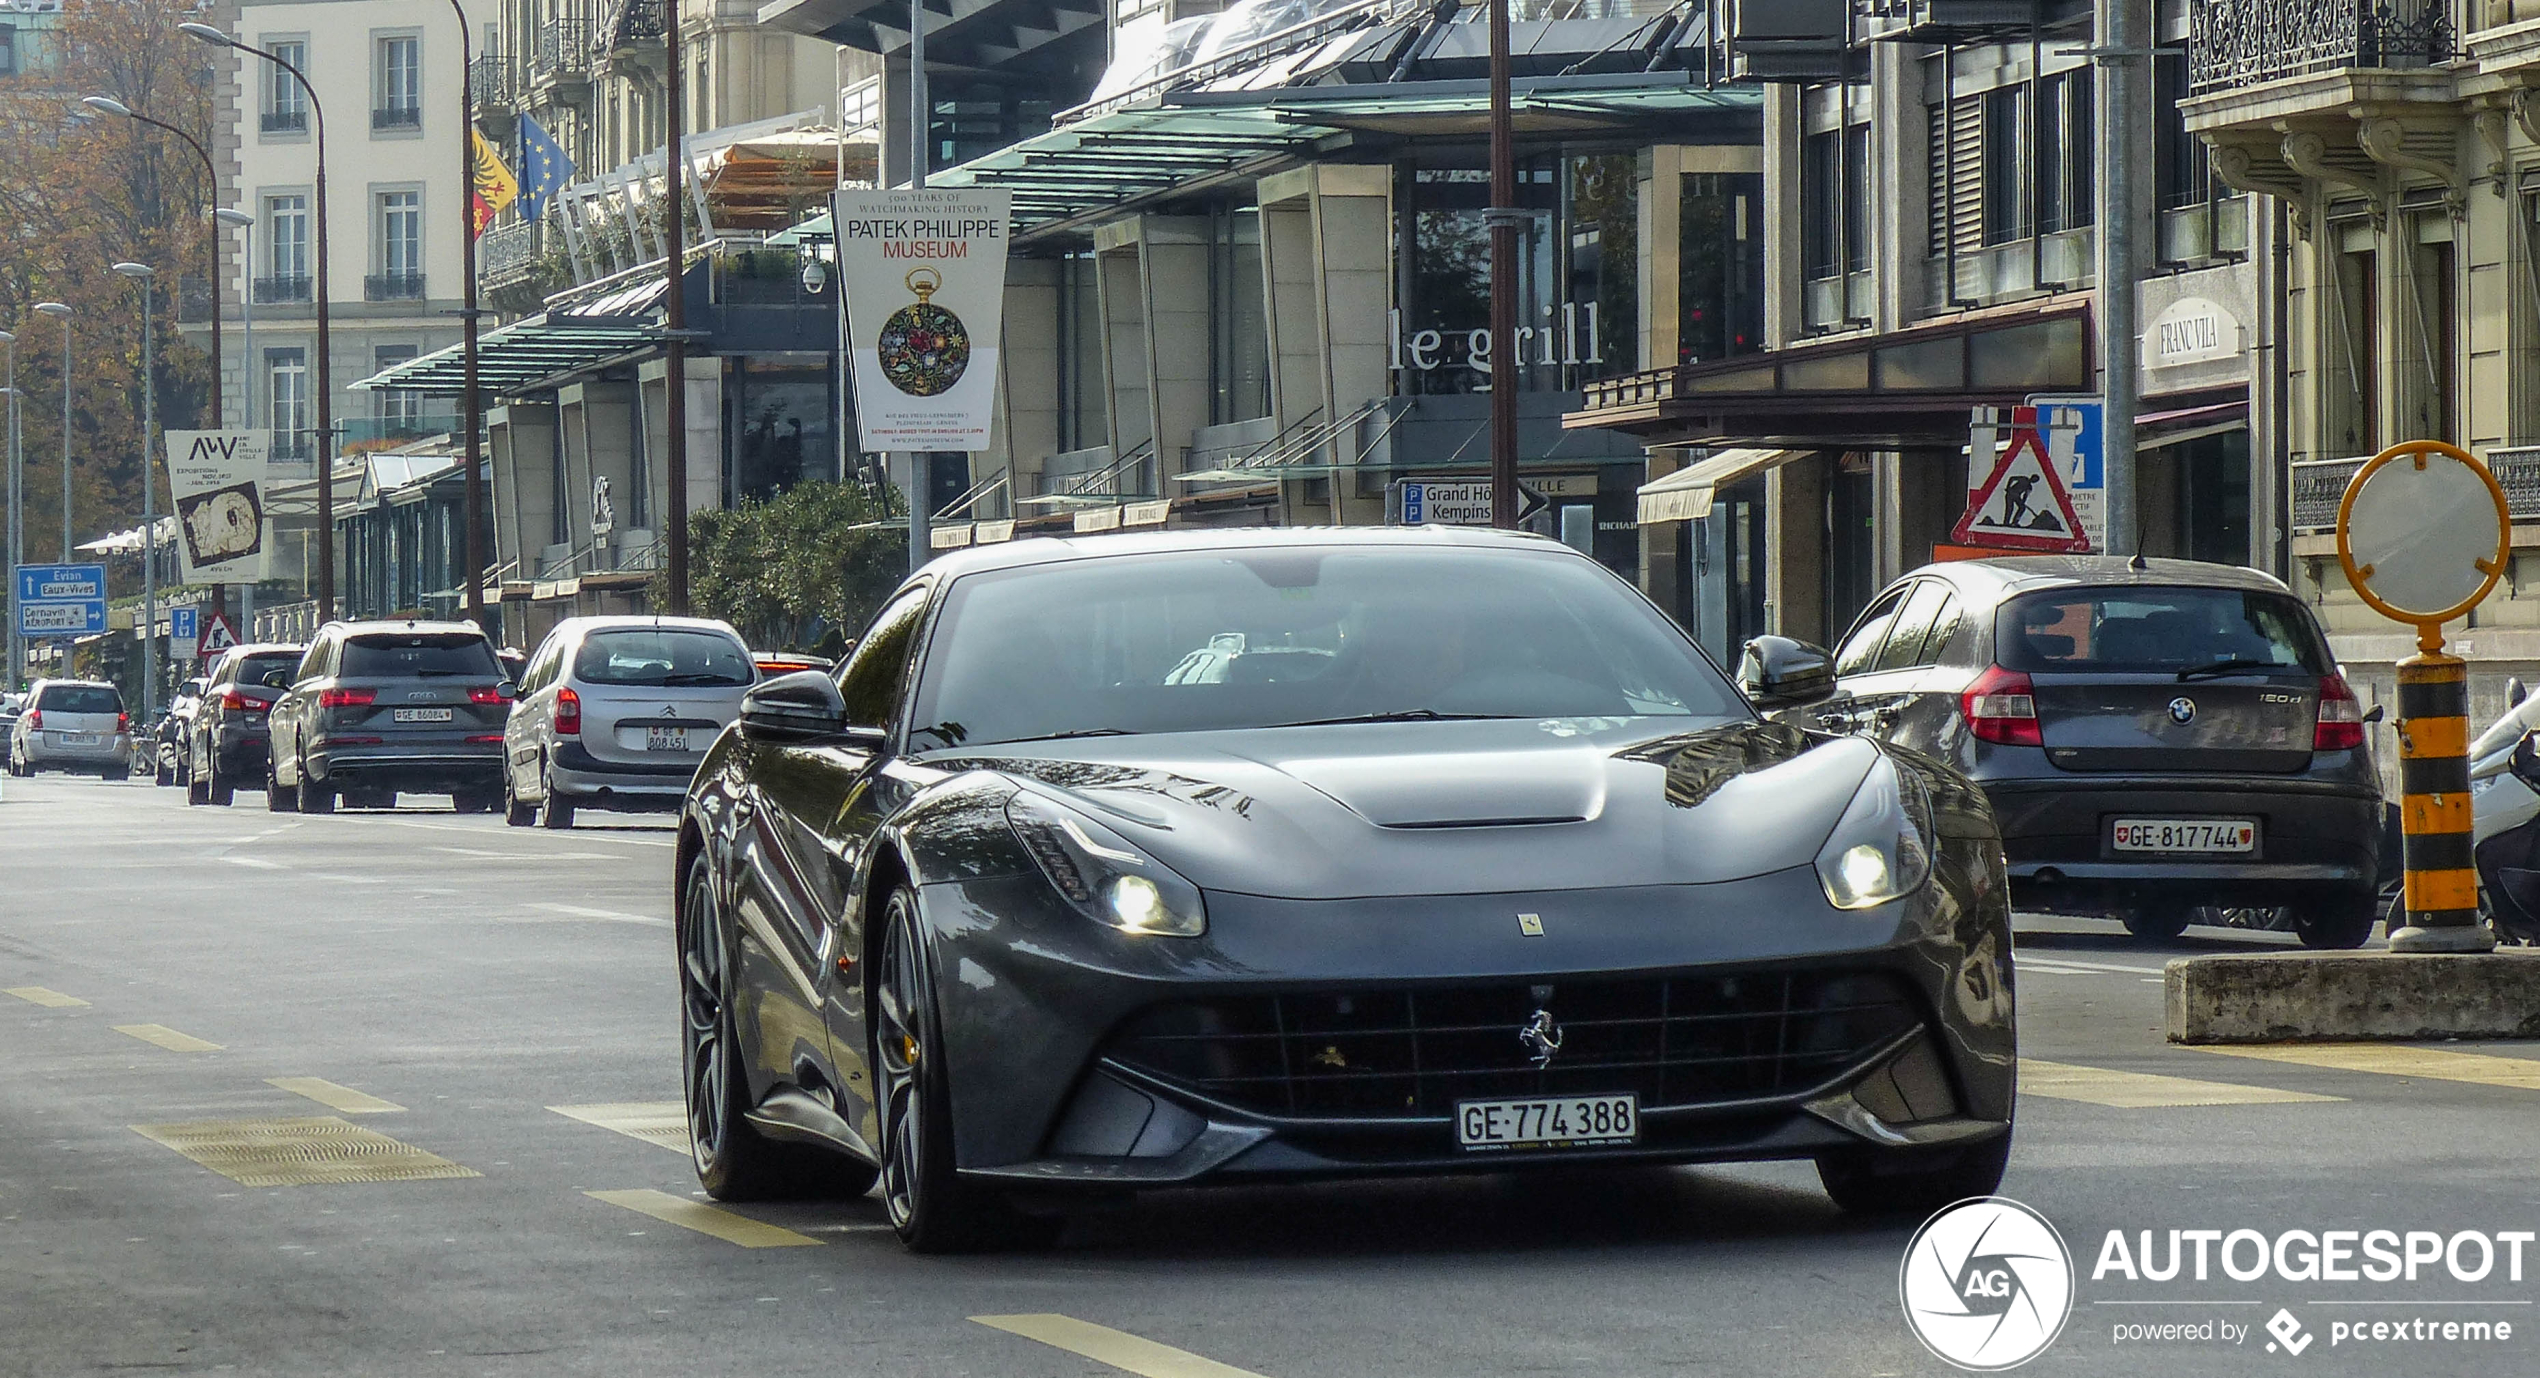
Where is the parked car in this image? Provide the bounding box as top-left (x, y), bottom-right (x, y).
top-left (185, 643), bottom-right (307, 806)
top-left (676, 528), bottom-right (2014, 1252)
top-left (1752, 555), bottom-right (2382, 948)
top-left (154, 676), bottom-right (211, 786)
top-left (266, 621), bottom-right (514, 814)
top-left (504, 615), bottom-right (756, 828)
top-left (0, 692), bottom-right (23, 737)
top-left (7, 679), bottom-right (133, 779)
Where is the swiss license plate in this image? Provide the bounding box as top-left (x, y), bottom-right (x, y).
top-left (1455, 1094), bottom-right (1638, 1152)
top-left (645, 727), bottom-right (690, 752)
top-left (391, 707), bottom-right (453, 723)
top-left (2111, 818), bottom-right (2256, 854)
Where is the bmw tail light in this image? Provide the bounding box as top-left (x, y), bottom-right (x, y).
top-left (2316, 674), bottom-right (2365, 752)
top-left (555, 686), bottom-right (582, 736)
top-left (1961, 665), bottom-right (2041, 747)
top-left (317, 688), bottom-right (376, 710)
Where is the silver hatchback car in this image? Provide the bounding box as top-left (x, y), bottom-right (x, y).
top-left (7, 679), bottom-right (133, 779)
top-left (502, 615), bottom-right (757, 827)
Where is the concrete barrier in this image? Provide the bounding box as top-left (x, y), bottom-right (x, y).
top-left (2166, 950), bottom-right (2540, 1044)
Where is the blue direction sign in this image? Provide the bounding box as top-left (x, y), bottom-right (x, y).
top-left (13, 563), bottom-right (109, 638)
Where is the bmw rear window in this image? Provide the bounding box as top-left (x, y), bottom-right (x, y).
top-left (1996, 588), bottom-right (2330, 674)
top-left (340, 633), bottom-right (499, 678)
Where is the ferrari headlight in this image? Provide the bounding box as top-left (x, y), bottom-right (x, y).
top-left (1006, 791), bottom-right (1207, 937)
top-left (1816, 756), bottom-right (1934, 911)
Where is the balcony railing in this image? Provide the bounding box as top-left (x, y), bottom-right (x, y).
top-left (259, 109), bottom-right (307, 134)
top-left (364, 272), bottom-right (427, 301)
top-left (253, 274), bottom-right (313, 305)
top-left (481, 220), bottom-right (543, 281)
top-left (532, 20), bottom-right (591, 82)
top-left (372, 104), bottom-right (422, 131)
top-left (2294, 447), bottom-right (2540, 532)
top-left (468, 53), bottom-right (514, 106)
top-left (2190, 0), bottom-right (2456, 94)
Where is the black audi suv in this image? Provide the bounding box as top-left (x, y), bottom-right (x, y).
top-left (675, 527), bottom-right (2016, 1251)
top-left (265, 620), bottom-right (515, 813)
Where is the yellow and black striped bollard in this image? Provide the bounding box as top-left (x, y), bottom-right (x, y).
top-left (2391, 652), bottom-right (2488, 952)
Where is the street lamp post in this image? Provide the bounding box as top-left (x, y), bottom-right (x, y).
top-left (82, 98), bottom-right (228, 430)
top-left (446, 0), bottom-right (488, 632)
top-left (34, 303), bottom-right (69, 563)
top-left (115, 263), bottom-right (160, 722)
top-left (217, 208), bottom-right (256, 429)
top-left (664, 0), bottom-right (690, 614)
top-left (1485, 0), bottom-right (1517, 529)
top-left (2, 328), bottom-right (18, 693)
top-left (181, 22), bottom-right (335, 623)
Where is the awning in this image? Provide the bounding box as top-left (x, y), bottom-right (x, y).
top-left (2138, 400), bottom-right (2249, 451)
top-left (1636, 448), bottom-right (1801, 524)
top-left (350, 310), bottom-right (661, 398)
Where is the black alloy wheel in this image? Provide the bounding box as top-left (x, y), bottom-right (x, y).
top-left (296, 757), bottom-right (334, 814)
top-left (679, 855), bottom-right (875, 1202)
top-left (1817, 1130), bottom-right (2013, 1220)
top-left (872, 886), bottom-right (1051, 1252)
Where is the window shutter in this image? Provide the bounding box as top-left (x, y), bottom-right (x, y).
top-left (1927, 95), bottom-right (1983, 258)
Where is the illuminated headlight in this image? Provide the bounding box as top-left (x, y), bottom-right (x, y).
top-left (1006, 791), bottom-right (1207, 937)
top-left (1816, 756), bottom-right (1934, 911)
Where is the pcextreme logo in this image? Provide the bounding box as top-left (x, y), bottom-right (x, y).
top-left (1899, 1197), bottom-right (2076, 1371)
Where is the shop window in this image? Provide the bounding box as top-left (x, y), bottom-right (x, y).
top-left (1680, 173), bottom-right (1762, 365)
top-left (726, 359), bottom-right (835, 506)
top-left (1210, 205), bottom-right (1269, 424)
top-left (1401, 161), bottom-right (1556, 395)
top-left (1058, 253), bottom-right (1108, 451)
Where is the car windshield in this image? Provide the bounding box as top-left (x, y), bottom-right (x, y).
top-left (38, 685), bottom-right (122, 714)
top-left (237, 652), bottom-right (301, 685)
top-left (910, 546), bottom-right (1745, 748)
top-left (573, 628), bottom-right (754, 687)
top-left (340, 633), bottom-right (499, 678)
top-left (1996, 587), bottom-right (2331, 674)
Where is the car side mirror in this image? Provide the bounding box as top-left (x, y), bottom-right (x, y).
top-left (1737, 635), bottom-right (1837, 709)
top-left (739, 670), bottom-right (850, 743)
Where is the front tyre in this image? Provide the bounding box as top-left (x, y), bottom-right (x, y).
top-left (679, 855), bottom-right (874, 1202)
top-left (2121, 905), bottom-right (2194, 941)
top-left (2297, 892), bottom-right (2379, 950)
top-left (873, 886), bottom-right (1053, 1253)
top-left (1817, 1131), bottom-right (2013, 1220)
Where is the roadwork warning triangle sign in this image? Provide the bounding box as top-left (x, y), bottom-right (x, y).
top-left (198, 613), bottom-right (238, 658)
top-left (1953, 407), bottom-right (2090, 553)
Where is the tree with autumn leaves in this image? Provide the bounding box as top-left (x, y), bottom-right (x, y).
top-left (0, 0), bottom-right (215, 565)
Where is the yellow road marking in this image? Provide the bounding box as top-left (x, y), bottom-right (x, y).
top-left (584, 1189), bottom-right (821, 1248)
top-left (4, 986), bottom-right (88, 1008)
top-left (2195, 1043), bottom-right (2540, 1090)
top-left (2022, 1058), bottom-right (2341, 1108)
top-left (972, 1315), bottom-right (1269, 1378)
top-left (113, 1023), bottom-right (221, 1052)
top-left (268, 1077), bottom-right (404, 1114)
top-left (131, 1117), bottom-right (478, 1187)
top-left (550, 1102), bottom-right (690, 1154)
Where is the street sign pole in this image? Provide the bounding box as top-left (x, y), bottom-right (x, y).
top-left (2335, 439), bottom-right (2511, 954)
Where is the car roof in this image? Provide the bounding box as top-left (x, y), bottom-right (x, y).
top-left (1909, 555), bottom-right (2292, 603)
top-left (32, 679), bottom-right (117, 691)
top-left (324, 619), bottom-right (490, 637)
top-left (912, 524), bottom-right (1574, 584)
top-left (224, 642), bottom-right (305, 656)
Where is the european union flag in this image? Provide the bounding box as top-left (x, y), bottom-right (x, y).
top-left (517, 114), bottom-right (576, 223)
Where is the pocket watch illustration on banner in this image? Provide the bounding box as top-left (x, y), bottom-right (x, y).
top-left (876, 266), bottom-right (971, 397)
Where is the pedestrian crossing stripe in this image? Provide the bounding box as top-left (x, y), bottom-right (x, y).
top-left (973, 1315), bottom-right (1269, 1378)
top-left (2022, 1058), bottom-right (2342, 1108)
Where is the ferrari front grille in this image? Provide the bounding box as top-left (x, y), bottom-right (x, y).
top-left (1103, 968), bottom-right (1923, 1119)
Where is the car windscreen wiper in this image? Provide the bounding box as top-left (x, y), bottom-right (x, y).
top-left (659, 672), bottom-right (745, 686)
top-left (2174, 659), bottom-right (2291, 682)
top-left (984, 728), bottom-right (1135, 744)
top-left (1261, 710), bottom-right (1515, 729)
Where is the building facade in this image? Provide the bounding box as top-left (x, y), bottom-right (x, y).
top-left (2183, 0), bottom-right (2540, 724)
top-left (1568, 0), bottom-right (2281, 663)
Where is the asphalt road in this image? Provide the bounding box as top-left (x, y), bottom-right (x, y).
top-left (5, 772), bottom-right (2538, 1377)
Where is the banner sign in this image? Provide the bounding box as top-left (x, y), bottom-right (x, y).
top-left (830, 187), bottom-right (1013, 452)
top-left (164, 430), bottom-right (270, 584)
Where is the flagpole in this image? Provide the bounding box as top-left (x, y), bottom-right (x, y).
top-left (454, 0), bottom-right (489, 633)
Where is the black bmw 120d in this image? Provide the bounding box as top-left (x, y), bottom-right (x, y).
top-left (675, 527), bottom-right (2015, 1251)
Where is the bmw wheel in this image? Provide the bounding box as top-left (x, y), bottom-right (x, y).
top-left (679, 855), bottom-right (875, 1202)
top-left (872, 885), bottom-right (1050, 1252)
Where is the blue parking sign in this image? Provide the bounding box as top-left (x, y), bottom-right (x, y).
top-left (170, 606), bottom-right (198, 642)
